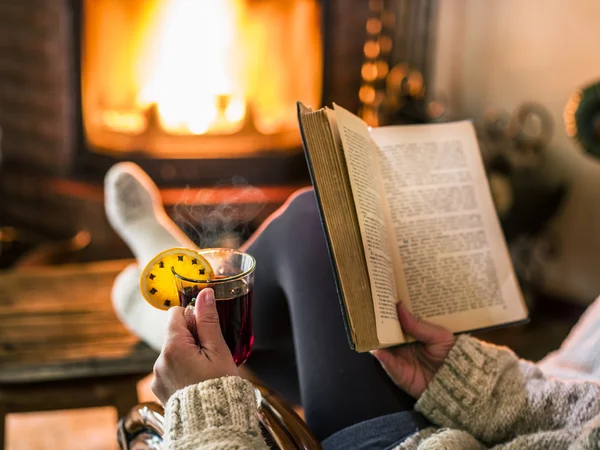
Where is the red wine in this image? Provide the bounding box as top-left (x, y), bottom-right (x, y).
top-left (179, 284), bottom-right (254, 366)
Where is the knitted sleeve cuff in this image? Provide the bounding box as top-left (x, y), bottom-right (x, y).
top-left (415, 335), bottom-right (518, 429)
top-left (164, 376), bottom-right (263, 448)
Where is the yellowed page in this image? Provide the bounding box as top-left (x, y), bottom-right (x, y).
top-left (333, 104), bottom-right (404, 345)
top-left (371, 121), bottom-right (527, 333)
top-left (298, 103), bottom-right (380, 351)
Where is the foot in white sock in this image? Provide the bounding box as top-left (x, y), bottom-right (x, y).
top-left (105, 162), bottom-right (197, 266)
top-left (104, 162), bottom-right (198, 350)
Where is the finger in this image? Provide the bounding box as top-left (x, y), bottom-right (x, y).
top-left (194, 288), bottom-right (229, 353)
top-left (165, 306), bottom-right (188, 336)
top-left (397, 302), bottom-right (452, 344)
top-left (164, 307), bottom-right (195, 346)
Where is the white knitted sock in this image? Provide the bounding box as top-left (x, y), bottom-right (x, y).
top-left (105, 162), bottom-right (198, 265)
top-left (105, 162), bottom-right (199, 351)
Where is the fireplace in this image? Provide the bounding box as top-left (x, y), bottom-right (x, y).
top-left (81, 0), bottom-right (322, 160)
top-left (74, 0), bottom-right (323, 186)
top-left (0, 0), bottom-right (392, 260)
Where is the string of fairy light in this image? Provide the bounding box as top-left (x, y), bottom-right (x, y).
top-left (358, 0), bottom-right (435, 127)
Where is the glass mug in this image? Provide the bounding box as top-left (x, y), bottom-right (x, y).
top-left (172, 249), bottom-right (256, 366)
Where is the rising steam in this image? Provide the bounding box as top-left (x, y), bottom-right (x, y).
top-left (173, 176), bottom-right (267, 249)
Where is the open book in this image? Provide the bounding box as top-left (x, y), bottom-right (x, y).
top-left (297, 102), bottom-right (528, 352)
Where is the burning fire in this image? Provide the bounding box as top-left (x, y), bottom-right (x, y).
top-left (134, 0), bottom-right (246, 135)
top-left (83, 0), bottom-right (322, 155)
top-left (98, 0), bottom-right (247, 136)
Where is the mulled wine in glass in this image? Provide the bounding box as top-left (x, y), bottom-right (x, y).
top-left (172, 249), bottom-right (255, 366)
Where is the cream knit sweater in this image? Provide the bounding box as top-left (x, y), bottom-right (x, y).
top-left (163, 336), bottom-right (600, 449)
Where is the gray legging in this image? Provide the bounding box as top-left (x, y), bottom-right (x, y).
top-left (244, 189), bottom-right (420, 441)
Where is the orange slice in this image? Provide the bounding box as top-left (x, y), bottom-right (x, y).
top-left (140, 248), bottom-right (214, 310)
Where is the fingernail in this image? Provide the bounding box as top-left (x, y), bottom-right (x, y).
top-left (202, 288), bottom-right (215, 306)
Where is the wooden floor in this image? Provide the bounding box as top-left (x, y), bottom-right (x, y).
top-left (5, 375), bottom-right (156, 450)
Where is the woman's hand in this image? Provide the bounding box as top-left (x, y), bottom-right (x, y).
top-left (151, 288), bottom-right (239, 404)
top-left (371, 302), bottom-right (456, 399)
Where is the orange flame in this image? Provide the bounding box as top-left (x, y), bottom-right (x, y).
top-left (83, 0), bottom-right (322, 155)
top-left (135, 0), bottom-right (245, 135)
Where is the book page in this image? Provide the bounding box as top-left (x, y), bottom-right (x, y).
top-left (333, 104), bottom-right (404, 345)
top-left (371, 121), bottom-right (527, 333)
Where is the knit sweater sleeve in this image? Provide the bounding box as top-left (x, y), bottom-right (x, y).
top-left (415, 335), bottom-right (600, 446)
top-left (163, 376), bottom-right (268, 450)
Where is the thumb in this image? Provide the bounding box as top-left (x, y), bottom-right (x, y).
top-left (194, 288), bottom-right (227, 353)
top-left (397, 302), bottom-right (452, 344)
